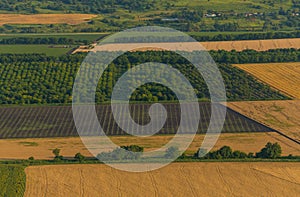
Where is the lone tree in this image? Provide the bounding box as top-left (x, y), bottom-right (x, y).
top-left (75, 153), bottom-right (85, 163)
top-left (256, 142), bottom-right (282, 159)
top-left (52, 148), bottom-right (60, 157)
top-left (52, 148), bottom-right (63, 160)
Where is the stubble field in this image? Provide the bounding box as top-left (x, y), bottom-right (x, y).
top-left (228, 100), bottom-right (300, 143)
top-left (24, 162), bottom-right (300, 197)
top-left (0, 14), bottom-right (97, 26)
top-left (234, 62), bottom-right (300, 99)
top-left (0, 132), bottom-right (299, 160)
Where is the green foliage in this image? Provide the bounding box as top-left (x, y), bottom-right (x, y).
top-left (198, 146), bottom-right (248, 159)
top-left (28, 157), bottom-right (35, 161)
top-left (0, 50), bottom-right (292, 105)
top-left (53, 148), bottom-right (64, 161)
top-left (0, 34), bottom-right (109, 45)
top-left (256, 142), bottom-right (282, 159)
top-left (197, 142), bottom-right (283, 160)
top-left (97, 145), bottom-right (144, 161)
top-left (164, 147), bottom-right (179, 159)
top-left (0, 45), bottom-right (74, 57)
top-left (74, 153), bottom-right (85, 163)
top-left (0, 1), bottom-right (298, 33)
top-left (190, 31), bottom-right (300, 42)
top-left (0, 165), bottom-right (26, 197)
top-left (121, 145), bottom-right (144, 152)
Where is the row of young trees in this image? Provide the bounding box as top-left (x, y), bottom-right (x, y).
top-left (0, 48), bottom-right (299, 64)
top-left (191, 31), bottom-right (300, 42)
top-left (0, 57), bottom-right (287, 104)
top-left (0, 37), bottom-right (90, 45)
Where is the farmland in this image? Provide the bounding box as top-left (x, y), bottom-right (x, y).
top-left (0, 103), bottom-right (275, 139)
top-left (235, 62), bottom-right (300, 99)
top-left (76, 38), bottom-right (300, 52)
top-left (0, 165), bottom-right (26, 197)
top-left (201, 38), bottom-right (300, 51)
top-left (24, 162), bottom-right (300, 197)
top-left (0, 45), bottom-right (75, 56)
top-left (227, 100), bottom-right (300, 143)
top-left (0, 14), bottom-right (97, 26)
top-left (0, 132), bottom-right (299, 160)
top-left (0, 33), bottom-right (109, 44)
top-left (0, 53), bottom-right (289, 105)
top-left (0, 0), bottom-right (299, 33)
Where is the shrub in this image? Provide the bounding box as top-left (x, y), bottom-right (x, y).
top-left (256, 142), bottom-right (282, 159)
top-left (164, 147), bottom-right (179, 159)
top-left (74, 153), bottom-right (85, 163)
top-left (28, 156), bottom-right (35, 161)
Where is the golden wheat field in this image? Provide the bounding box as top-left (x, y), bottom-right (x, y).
top-left (201, 38), bottom-right (300, 51)
top-left (24, 162), bottom-right (300, 197)
top-left (228, 100), bottom-right (300, 143)
top-left (0, 14), bottom-right (97, 26)
top-left (89, 38), bottom-right (300, 53)
top-left (0, 132), bottom-right (299, 160)
top-left (235, 62), bottom-right (300, 99)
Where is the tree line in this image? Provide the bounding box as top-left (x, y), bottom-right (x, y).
top-left (194, 142), bottom-right (282, 160)
top-left (1, 48), bottom-right (299, 64)
top-left (191, 31), bottom-right (300, 42)
top-left (0, 37), bottom-right (89, 45)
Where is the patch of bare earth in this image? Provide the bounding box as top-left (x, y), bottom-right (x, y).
top-left (24, 162), bottom-right (300, 197)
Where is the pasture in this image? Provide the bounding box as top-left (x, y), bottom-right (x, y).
top-left (0, 45), bottom-right (74, 56)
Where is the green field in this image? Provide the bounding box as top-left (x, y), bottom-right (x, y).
top-left (0, 33), bottom-right (109, 42)
top-left (0, 165), bottom-right (26, 197)
top-left (0, 45), bottom-right (75, 56)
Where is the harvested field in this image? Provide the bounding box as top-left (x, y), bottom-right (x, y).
top-left (0, 132), bottom-right (298, 160)
top-left (201, 38), bottom-right (300, 51)
top-left (24, 162), bottom-right (300, 197)
top-left (0, 103), bottom-right (275, 139)
top-left (227, 100), bottom-right (300, 143)
top-left (235, 62), bottom-right (300, 99)
top-left (86, 38), bottom-right (300, 53)
top-left (0, 14), bottom-right (97, 26)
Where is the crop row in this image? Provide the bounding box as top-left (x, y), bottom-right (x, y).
top-left (0, 103), bottom-right (275, 139)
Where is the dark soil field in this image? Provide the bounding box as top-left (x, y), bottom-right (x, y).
top-left (0, 103), bottom-right (275, 138)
